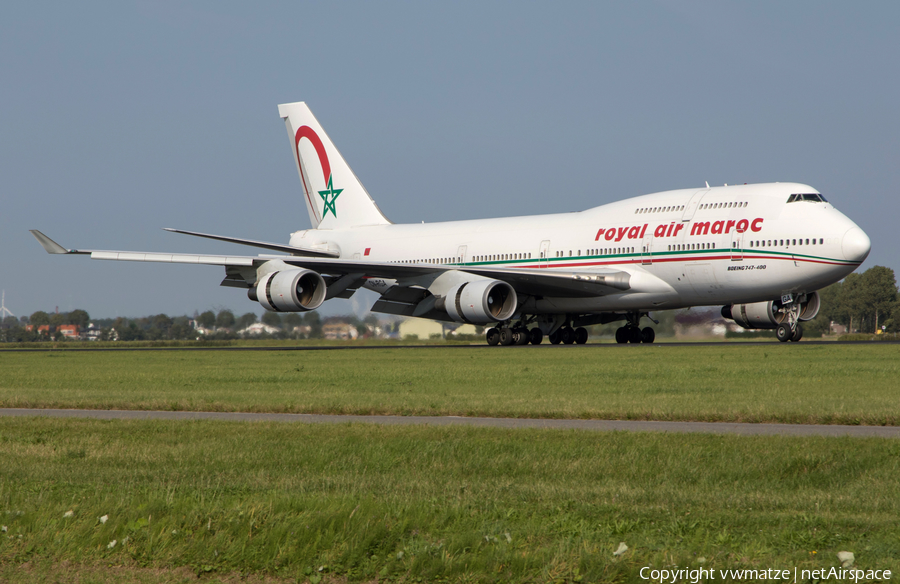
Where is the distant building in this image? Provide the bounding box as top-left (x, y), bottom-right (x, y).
top-left (398, 319), bottom-right (478, 340)
top-left (82, 323), bottom-right (104, 341)
top-left (24, 324), bottom-right (79, 338)
top-left (25, 324), bottom-right (51, 334)
top-left (57, 324), bottom-right (79, 339)
top-left (286, 325), bottom-right (312, 337)
top-left (399, 319), bottom-right (443, 340)
top-left (322, 322), bottom-right (358, 340)
top-left (239, 322), bottom-right (282, 336)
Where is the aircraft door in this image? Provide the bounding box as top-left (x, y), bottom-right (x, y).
top-left (457, 245), bottom-right (467, 264)
top-left (539, 240), bottom-right (550, 268)
top-left (731, 234), bottom-right (743, 261)
top-left (681, 189), bottom-right (709, 222)
top-left (641, 233), bottom-right (653, 265)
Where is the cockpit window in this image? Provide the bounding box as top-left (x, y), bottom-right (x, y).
top-left (787, 193), bottom-right (827, 203)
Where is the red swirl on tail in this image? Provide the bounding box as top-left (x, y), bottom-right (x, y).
top-left (294, 126), bottom-right (331, 223)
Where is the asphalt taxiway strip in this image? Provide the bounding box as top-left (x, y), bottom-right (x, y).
top-left (1, 408), bottom-right (898, 438)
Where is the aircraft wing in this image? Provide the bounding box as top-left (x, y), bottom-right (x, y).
top-left (162, 228), bottom-right (340, 258)
top-left (31, 230), bottom-right (632, 298)
top-left (30, 230), bottom-right (263, 268)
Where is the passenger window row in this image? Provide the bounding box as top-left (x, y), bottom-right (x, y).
top-left (473, 253), bottom-right (532, 262)
top-left (390, 235), bottom-right (834, 264)
top-left (749, 238), bottom-right (824, 248)
top-left (634, 201), bottom-right (749, 214)
top-left (635, 205), bottom-right (684, 214)
top-left (555, 248), bottom-right (634, 258)
top-left (700, 201), bottom-right (747, 210)
top-left (392, 257), bottom-right (463, 264)
top-left (666, 243), bottom-right (716, 251)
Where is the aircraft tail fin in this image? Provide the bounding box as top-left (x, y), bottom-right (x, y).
top-left (278, 102), bottom-right (391, 230)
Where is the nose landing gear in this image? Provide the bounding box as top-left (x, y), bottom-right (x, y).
top-left (776, 295), bottom-right (804, 342)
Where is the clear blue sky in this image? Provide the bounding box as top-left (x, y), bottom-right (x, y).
top-left (2, 2), bottom-right (898, 320)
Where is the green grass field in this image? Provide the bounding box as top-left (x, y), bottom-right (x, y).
top-left (2, 418), bottom-right (899, 583)
top-left (1, 344), bottom-right (898, 425)
top-left (2, 344), bottom-right (899, 582)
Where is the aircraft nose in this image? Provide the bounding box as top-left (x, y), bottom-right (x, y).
top-left (841, 227), bottom-right (871, 262)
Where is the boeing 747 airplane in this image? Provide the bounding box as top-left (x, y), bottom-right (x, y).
top-left (32, 102), bottom-right (871, 344)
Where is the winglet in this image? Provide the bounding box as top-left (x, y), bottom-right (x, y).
top-left (29, 230), bottom-right (85, 254)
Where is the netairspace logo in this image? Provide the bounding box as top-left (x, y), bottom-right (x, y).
top-left (639, 566), bottom-right (892, 583)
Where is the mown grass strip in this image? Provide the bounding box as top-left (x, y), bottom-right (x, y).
top-left (1, 418), bottom-right (899, 583)
top-left (1, 345), bottom-right (898, 425)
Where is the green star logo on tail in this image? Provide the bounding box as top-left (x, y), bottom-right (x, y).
top-left (318, 176), bottom-right (343, 218)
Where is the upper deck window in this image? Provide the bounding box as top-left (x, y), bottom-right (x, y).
top-left (787, 193), bottom-right (828, 203)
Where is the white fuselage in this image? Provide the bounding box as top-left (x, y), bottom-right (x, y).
top-left (289, 182), bottom-right (869, 314)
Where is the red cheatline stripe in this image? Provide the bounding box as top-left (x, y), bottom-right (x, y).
top-left (294, 125), bottom-right (332, 224)
top-left (470, 253), bottom-right (854, 269)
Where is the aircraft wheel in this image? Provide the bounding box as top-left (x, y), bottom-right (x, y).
top-left (486, 327), bottom-right (500, 346)
top-left (574, 327), bottom-right (588, 345)
top-left (615, 327), bottom-right (628, 344)
top-left (628, 326), bottom-right (643, 344)
top-left (529, 328), bottom-right (544, 345)
top-left (549, 330), bottom-right (562, 344)
top-left (790, 324), bottom-right (803, 342)
top-left (641, 327), bottom-right (655, 344)
top-left (499, 327), bottom-right (515, 346)
top-left (775, 323), bottom-right (792, 342)
top-left (514, 327), bottom-right (530, 345)
top-left (561, 327), bottom-right (576, 345)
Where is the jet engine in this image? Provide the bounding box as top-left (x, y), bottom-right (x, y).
top-left (440, 279), bottom-right (517, 324)
top-left (722, 291), bottom-right (820, 330)
top-left (249, 269), bottom-right (326, 312)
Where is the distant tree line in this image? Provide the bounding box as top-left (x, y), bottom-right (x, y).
top-left (0, 307), bottom-right (378, 342)
top-left (804, 266), bottom-right (898, 335)
top-left (1, 309), bottom-right (91, 342)
top-left (191, 309), bottom-right (326, 340)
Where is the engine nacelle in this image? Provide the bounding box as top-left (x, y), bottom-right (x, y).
top-left (797, 291), bottom-right (821, 321)
top-left (442, 279), bottom-right (517, 324)
top-left (249, 269), bottom-right (326, 312)
top-left (723, 291), bottom-right (821, 330)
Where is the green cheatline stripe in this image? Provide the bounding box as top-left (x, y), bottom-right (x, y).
top-left (649, 248), bottom-right (853, 263)
top-left (457, 248), bottom-right (853, 267)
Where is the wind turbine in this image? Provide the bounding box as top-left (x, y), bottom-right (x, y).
top-left (0, 290), bottom-right (14, 319)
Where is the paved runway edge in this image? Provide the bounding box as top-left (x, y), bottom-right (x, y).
top-left (1, 408), bottom-right (898, 437)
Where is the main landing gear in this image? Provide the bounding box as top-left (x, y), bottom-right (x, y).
top-left (612, 311), bottom-right (656, 344)
top-left (486, 326), bottom-right (545, 346)
top-left (614, 325), bottom-right (655, 344)
top-left (548, 326), bottom-right (589, 345)
top-left (485, 312), bottom-right (657, 346)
